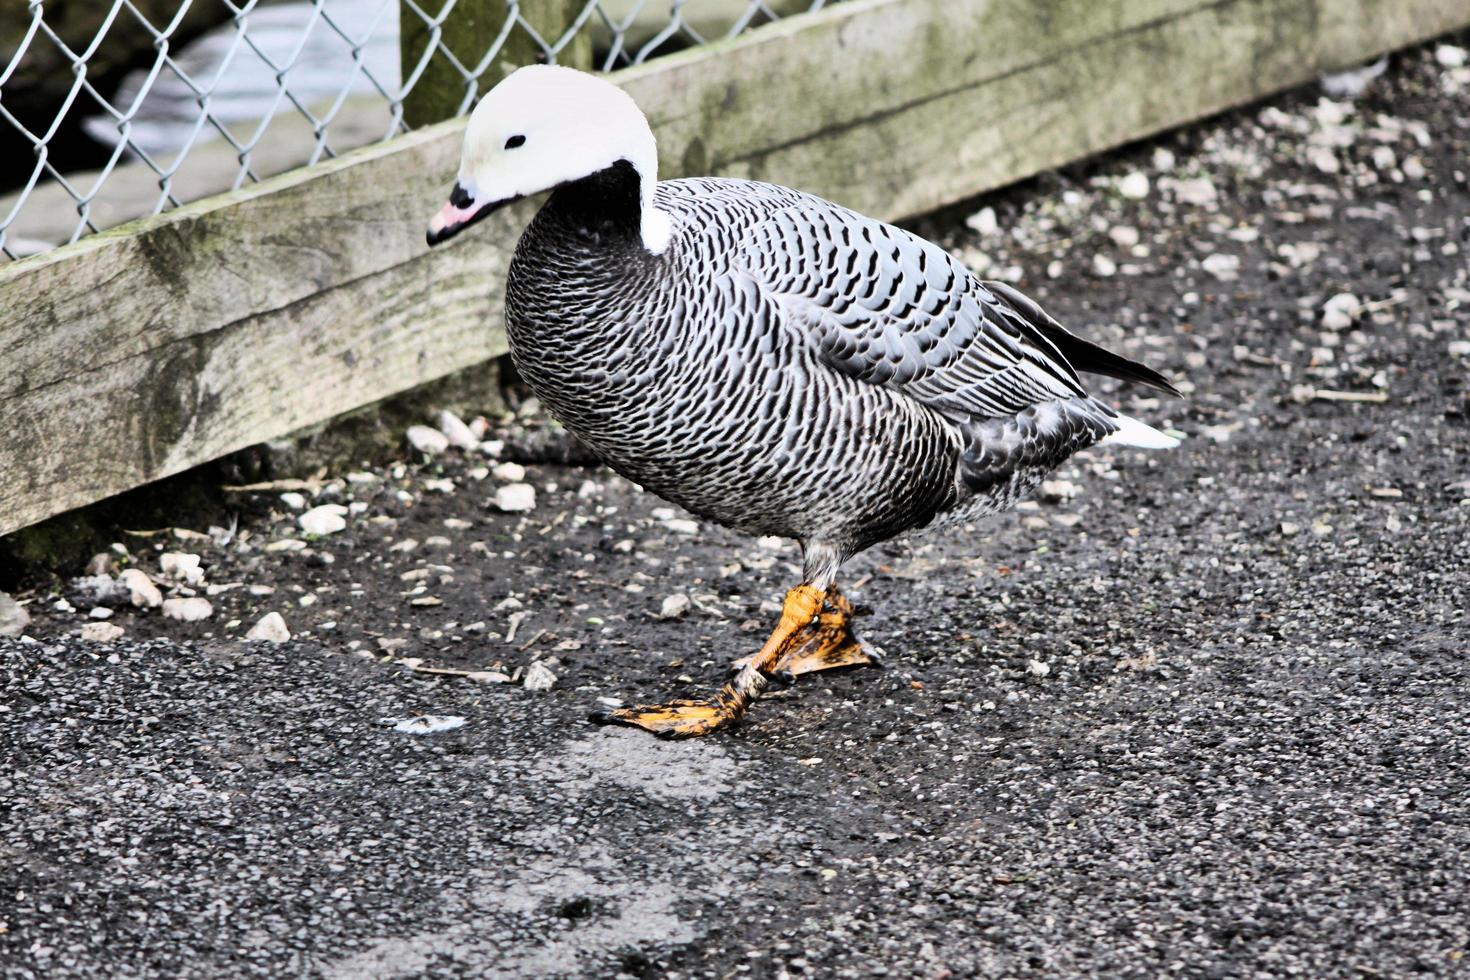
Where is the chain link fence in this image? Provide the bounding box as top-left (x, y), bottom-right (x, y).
top-left (0, 0), bottom-right (831, 261)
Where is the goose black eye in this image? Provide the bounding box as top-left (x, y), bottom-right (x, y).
top-left (504, 134), bottom-right (526, 150)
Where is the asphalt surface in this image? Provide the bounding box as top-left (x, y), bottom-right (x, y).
top-left (4, 39), bottom-right (1470, 980)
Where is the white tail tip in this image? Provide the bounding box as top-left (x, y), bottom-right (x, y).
top-left (1102, 414), bottom-right (1180, 450)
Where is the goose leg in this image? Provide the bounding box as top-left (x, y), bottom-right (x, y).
top-left (731, 585), bottom-right (877, 678)
top-left (590, 583), bottom-right (825, 739)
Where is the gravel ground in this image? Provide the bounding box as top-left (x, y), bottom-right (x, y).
top-left (4, 39), bottom-right (1470, 980)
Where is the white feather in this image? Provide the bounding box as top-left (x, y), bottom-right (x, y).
top-left (1101, 414), bottom-right (1180, 450)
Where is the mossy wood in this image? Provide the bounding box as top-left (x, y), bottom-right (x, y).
top-left (2, 0), bottom-right (1466, 537)
top-left (400, 0), bottom-right (592, 127)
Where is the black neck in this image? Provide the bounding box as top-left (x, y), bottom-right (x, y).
top-left (543, 159), bottom-right (644, 245)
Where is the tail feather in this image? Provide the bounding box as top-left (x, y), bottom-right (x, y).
top-left (1102, 413), bottom-right (1180, 449)
top-left (986, 280), bottom-right (1183, 397)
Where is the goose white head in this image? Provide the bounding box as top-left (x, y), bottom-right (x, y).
top-left (425, 65), bottom-right (670, 252)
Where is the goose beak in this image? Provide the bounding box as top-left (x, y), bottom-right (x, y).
top-left (426, 184), bottom-right (521, 247)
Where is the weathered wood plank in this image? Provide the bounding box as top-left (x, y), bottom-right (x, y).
top-left (400, 0), bottom-right (591, 127)
top-left (0, 204), bottom-right (528, 529)
top-left (3, 0), bottom-right (1468, 535)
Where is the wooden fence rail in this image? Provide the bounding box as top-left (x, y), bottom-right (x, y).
top-left (1, 0), bottom-right (1466, 538)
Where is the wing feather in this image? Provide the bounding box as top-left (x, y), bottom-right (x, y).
top-left (741, 202), bottom-right (1091, 421)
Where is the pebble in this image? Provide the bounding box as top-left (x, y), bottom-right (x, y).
top-left (162, 597), bottom-right (213, 622)
top-left (443, 518), bottom-right (474, 530)
top-left (120, 569), bottom-right (164, 609)
top-left (1091, 254), bottom-right (1117, 277)
top-left (279, 492), bottom-right (307, 510)
top-left (88, 607), bottom-right (114, 620)
top-left (522, 661), bottom-right (557, 692)
top-left (1447, 341), bottom-right (1470, 358)
top-left (245, 612), bottom-right (291, 643)
top-left (265, 539), bottom-right (308, 553)
top-left (422, 478), bottom-right (456, 494)
top-left (1108, 225), bottom-right (1140, 248)
top-left (1319, 57), bottom-right (1387, 98)
top-left (664, 518), bottom-right (700, 535)
top-left (1321, 293), bottom-right (1359, 330)
top-left (492, 462), bottom-right (527, 482)
top-left (389, 539), bottom-right (419, 553)
top-left (299, 504), bottom-right (348, 536)
top-left (248, 585), bottom-right (277, 596)
top-left (491, 483), bottom-right (537, 513)
top-left (1307, 146), bottom-right (1340, 174)
top-left (160, 552), bottom-right (205, 586)
top-left (965, 206), bottom-right (999, 236)
top-left (658, 594), bottom-right (692, 620)
top-left (85, 552), bottom-right (114, 576)
top-left (0, 591), bottom-right (30, 637)
top-left (406, 425), bottom-right (450, 456)
top-left (1200, 253), bottom-right (1240, 281)
top-left (1436, 44), bottom-right (1467, 68)
top-left (1117, 172), bottom-right (1150, 200)
top-left (436, 410), bottom-right (479, 450)
top-left (1040, 480), bottom-right (1080, 502)
top-left (1168, 176), bottom-right (1218, 205)
top-left (79, 622), bottom-right (125, 643)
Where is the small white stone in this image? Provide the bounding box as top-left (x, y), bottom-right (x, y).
top-left (478, 439), bottom-right (506, 458)
top-left (1321, 292), bottom-right (1359, 330)
top-left (1200, 254), bottom-right (1241, 281)
top-left (491, 483), bottom-right (536, 513)
top-left (265, 538), bottom-right (309, 553)
top-left (1169, 176), bottom-right (1218, 206)
top-left (406, 425), bottom-right (450, 455)
top-left (1026, 659), bottom-right (1051, 677)
top-left (1108, 225), bottom-right (1140, 249)
top-left (965, 206), bottom-right (999, 236)
top-left (80, 622), bottom-right (125, 643)
top-left (1151, 147), bottom-right (1176, 170)
top-left (522, 661), bottom-right (557, 692)
top-left (1117, 172), bottom-right (1150, 200)
top-left (757, 536), bottom-right (786, 551)
top-left (1447, 341), bottom-right (1470, 358)
top-left (1039, 480), bottom-right (1080, 502)
top-left (279, 492), bottom-right (307, 510)
top-left (160, 552), bottom-right (205, 586)
top-left (492, 461), bottom-right (526, 482)
top-left (88, 606), bottom-right (114, 620)
top-left (1091, 254), bottom-right (1117, 277)
top-left (299, 504), bottom-right (348, 536)
top-left (120, 569), bottom-right (163, 609)
top-left (1436, 44), bottom-right (1467, 68)
top-left (1307, 146), bottom-right (1340, 174)
top-left (245, 612), bottom-right (291, 643)
top-left (657, 594), bottom-right (691, 620)
top-left (664, 518), bottom-right (700, 535)
top-left (436, 410), bottom-right (479, 450)
top-left (0, 592), bottom-right (30, 637)
top-left (162, 597), bottom-right (213, 622)
top-left (1280, 522), bottom-right (1302, 537)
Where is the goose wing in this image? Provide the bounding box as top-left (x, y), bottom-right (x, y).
top-left (740, 201), bottom-right (1174, 420)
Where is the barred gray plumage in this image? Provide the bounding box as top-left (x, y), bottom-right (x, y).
top-left (427, 65), bottom-right (1180, 737)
